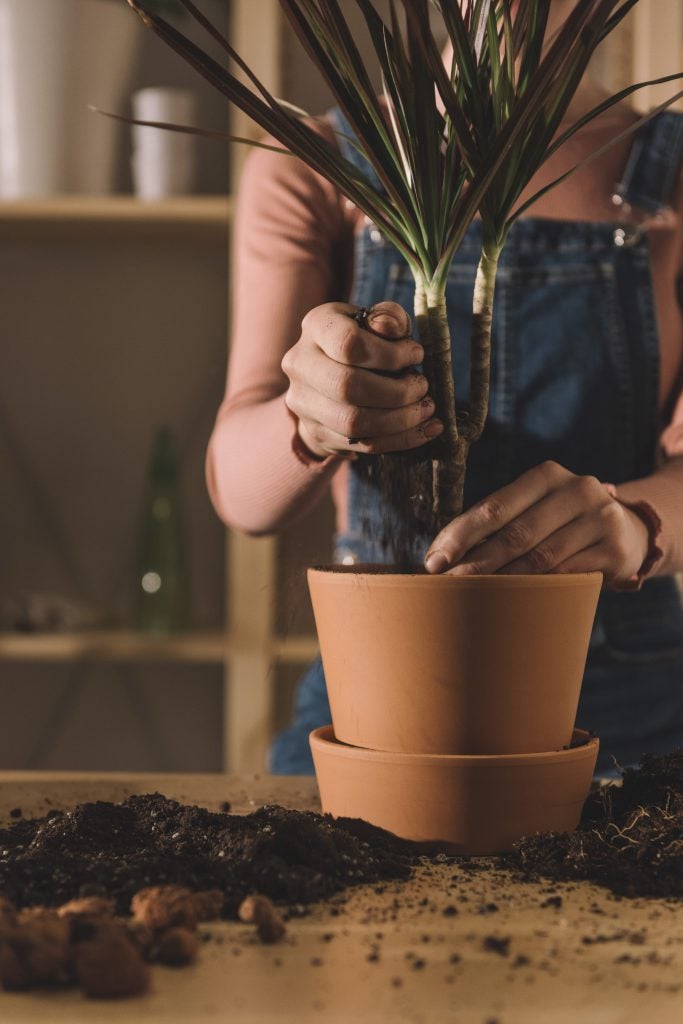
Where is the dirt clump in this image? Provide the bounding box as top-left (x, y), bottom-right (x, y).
top-left (0, 884), bottom-right (224, 999)
top-left (0, 795), bottom-right (414, 917)
top-left (0, 794), bottom-right (415, 998)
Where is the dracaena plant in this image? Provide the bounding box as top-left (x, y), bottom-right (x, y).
top-left (125, 0), bottom-right (681, 539)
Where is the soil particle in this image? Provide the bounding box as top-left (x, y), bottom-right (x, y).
top-left (540, 896), bottom-right (563, 909)
top-left (512, 954), bottom-right (531, 968)
top-left (483, 936), bottom-right (511, 957)
top-left (581, 929), bottom-right (646, 946)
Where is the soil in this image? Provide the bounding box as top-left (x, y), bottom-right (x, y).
top-left (0, 798), bottom-right (415, 916)
top-left (0, 749), bottom-right (681, 922)
top-left (508, 750), bottom-right (683, 898)
top-left (355, 449), bottom-right (436, 565)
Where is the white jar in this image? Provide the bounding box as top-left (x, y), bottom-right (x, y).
top-left (131, 87), bottom-right (197, 200)
top-left (0, 0), bottom-right (141, 197)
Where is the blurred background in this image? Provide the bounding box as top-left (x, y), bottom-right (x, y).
top-left (0, 0), bottom-right (680, 774)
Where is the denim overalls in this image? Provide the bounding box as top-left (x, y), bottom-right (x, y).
top-left (271, 110), bottom-right (683, 776)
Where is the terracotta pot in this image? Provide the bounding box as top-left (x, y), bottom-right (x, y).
top-left (307, 567), bottom-right (602, 755)
top-left (310, 725), bottom-right (599, 854)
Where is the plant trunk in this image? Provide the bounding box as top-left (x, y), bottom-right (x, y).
top-left (413, 244), bottom-right (500, 531)
top-left (414, 277), bottom-right (463, 528)
top-left (466, 243), bottom-right (501, 443)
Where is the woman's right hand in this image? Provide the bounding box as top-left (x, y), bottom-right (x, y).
top-left (281, 300), bottom-right (444, 458)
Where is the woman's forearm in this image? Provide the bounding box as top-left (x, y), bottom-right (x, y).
top-left (206, 392), bottom-right (342, 534)
top-left (207, 126), bottom-right (354, 535)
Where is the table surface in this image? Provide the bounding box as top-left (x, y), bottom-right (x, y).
top-left (0, 771), bottom-right (681, 1024)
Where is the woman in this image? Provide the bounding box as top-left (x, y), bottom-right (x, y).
top-left (207, 2), bottom-right (683, 774)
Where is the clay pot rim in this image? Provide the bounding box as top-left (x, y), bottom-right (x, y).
top-left (308, 566), bottom-right (602, 588)
top-left (310, 726), bottom-right (598, 765)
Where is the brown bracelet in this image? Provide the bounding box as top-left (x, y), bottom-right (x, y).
top-left (604, 484), bottom-right (664, 591)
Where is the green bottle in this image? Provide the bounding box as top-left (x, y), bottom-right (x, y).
top-left (132, 427), bottom-right (190, 633)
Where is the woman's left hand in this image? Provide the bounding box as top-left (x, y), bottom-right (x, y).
top-left (424, 460), bottom-right (650, 588)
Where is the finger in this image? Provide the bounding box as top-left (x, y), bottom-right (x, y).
top-left (301, 415), bottom-right (444, 456)
top-left (495, 516), bottom-right (605, 575)
top-left (303, 303), bottom-right (423, 373)
top-left (448, 481), bottom-right (608, 575)
top-left (364, 301), bottom-right (412, 340)
top-left (290, 387), bottom-right (437, 442)
top-left (289, 344), bottom-right (429, 409)
top-left (551, 506), bottom-right (634, 586)
top-left (425, 461), bottom-right (572, 572)
top-left (550, 543), bottom-right (607, 580)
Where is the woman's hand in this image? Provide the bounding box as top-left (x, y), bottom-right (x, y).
top-left (424, 461), bottom-right (650, 588)
top-left (281, 301), bottom-right (443, 458)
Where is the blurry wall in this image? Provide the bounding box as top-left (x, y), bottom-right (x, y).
top-left (0, 2), bottom-right (233, 773)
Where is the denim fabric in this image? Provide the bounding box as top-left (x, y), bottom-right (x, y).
top-left (271, 110), bottom-right (683, 776)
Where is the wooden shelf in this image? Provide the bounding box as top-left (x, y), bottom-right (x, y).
top-left (0, 196), bottom-right (232, 238)
top-left (0, 629), bottom-right (318, 665)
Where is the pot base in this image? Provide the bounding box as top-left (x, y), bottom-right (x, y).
top-left (310, 726), bottom-right (599, 855)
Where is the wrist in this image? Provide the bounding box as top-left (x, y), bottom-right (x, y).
top-left (624, 507), bottom-right (650, 576)
top-left (604, 484), bottom-right (664, 590)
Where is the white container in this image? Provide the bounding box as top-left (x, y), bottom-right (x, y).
top-left (131, 87), bottom-right (197, 199)
top-left (0, 0), bottom-right (141, 197)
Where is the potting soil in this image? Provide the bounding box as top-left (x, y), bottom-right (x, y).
top-left (0, 797), bottom-right (414, 915)
top-left (0, 750), bottom-right (681, 914)
top-left (508, 750), bottom-right (683, 898)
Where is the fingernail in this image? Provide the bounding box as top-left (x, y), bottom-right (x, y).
top-left (425, 550), bottom-right (449, 574)
top-left (411, 346), bottom-right (424, 363)
top-left (423, 419), bottom-right (443, 438)
top-left (420, 398), bottom-right (435, 419)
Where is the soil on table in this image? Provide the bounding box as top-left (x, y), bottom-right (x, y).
top-left (0, 749), bottom-right (681, 916)
top-left (508, 750), bottom-right (683, 899)
top-left (0, 799), bottom-right (415, 916)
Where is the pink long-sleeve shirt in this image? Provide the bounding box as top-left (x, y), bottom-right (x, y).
top-left (207, 115), bottom-right (683, 576)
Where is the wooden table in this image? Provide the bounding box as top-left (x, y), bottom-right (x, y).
top-left (0, 772), bottom-right (681, 1024)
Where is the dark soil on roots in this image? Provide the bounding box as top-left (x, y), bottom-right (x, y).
top-left (508, 750), bottom-right (683, 899)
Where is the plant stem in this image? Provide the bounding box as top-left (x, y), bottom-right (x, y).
top-left (465, 243), bottom-right (501, 443)
top-left (414, 275), bottom-right (463, 528)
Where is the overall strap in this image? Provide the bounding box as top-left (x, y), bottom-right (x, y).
top-left (326, 107), bottom-right (386, 193)
top-left (615, 111), bottom-right (683, 214)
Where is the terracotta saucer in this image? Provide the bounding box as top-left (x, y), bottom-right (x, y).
top-left (310, 725), bottom-right (599, 855)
